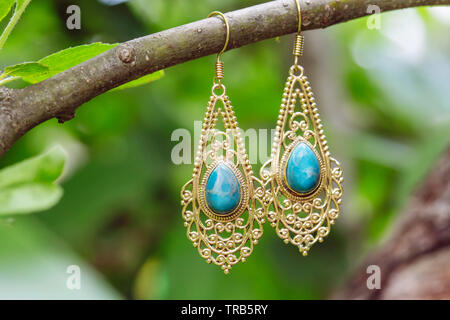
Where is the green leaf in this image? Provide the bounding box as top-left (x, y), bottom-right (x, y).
top-left (0, 183), bottom-right (63, 215)
top-left (1, 42), bottom-right (165, 89)
top-left (38, 43), bottom-right (118, 77)
top-left (0, 0), bottom-right (15, 24)
top-left (2, 62), bottom-right (49, 83)
top-left (3, 43), bottom-right (117, 84)
top-left (115, 70), bottom-right (165, 90)
top-left (0, 146), bottom-right (66, 215)
top-left (0, 146), bottom-right (66, 188)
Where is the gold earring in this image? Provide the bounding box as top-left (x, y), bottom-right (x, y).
top-left (181, 11), bottom-right (265, 274)
top-left (262, 0), bottom-right (344, 255)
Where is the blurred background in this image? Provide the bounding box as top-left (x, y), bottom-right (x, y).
top-left (0, 0), bottom-right (449, 299)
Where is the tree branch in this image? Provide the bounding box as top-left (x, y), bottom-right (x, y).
top-left (0, 0), bottom-right (448, 157)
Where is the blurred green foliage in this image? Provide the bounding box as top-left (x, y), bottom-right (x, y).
top-left (0, 0), bottom-right (449, 299)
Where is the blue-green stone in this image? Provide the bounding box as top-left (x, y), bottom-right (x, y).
top-left (205, 163), bottom-right (241, 214)
top-left (285, 142), bottom-right (320, 194)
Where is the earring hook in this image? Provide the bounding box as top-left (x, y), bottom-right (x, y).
top-left (292, 0), bottom-right (304, 67)
top-left (294, 0), bottom-right (302, 34)
top-left (208, 11), bottom-right (230, 63)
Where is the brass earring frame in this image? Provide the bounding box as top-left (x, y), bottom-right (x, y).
top-left (181, 11), bottom-right (265, 274)
top-left (261, 0), bottom-right (344, 255)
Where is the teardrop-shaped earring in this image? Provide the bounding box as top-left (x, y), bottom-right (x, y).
top-left (262, 0), bottom-right (344, 255)
top-left (181, 11), bottom-right (265, 274)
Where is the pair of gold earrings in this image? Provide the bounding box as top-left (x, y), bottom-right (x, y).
top-left (181, 1), bottom-right (343, 274)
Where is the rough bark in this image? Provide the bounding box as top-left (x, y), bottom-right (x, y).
top-left (1, 0), bottom-right (449, 157)
top-left (336, 147), bottom-right (450, 300)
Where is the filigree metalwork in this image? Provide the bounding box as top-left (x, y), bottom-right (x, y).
top-left (181, 83), bottom-right (266, 274)
top-left (262, 61), bottom-right (344, 255)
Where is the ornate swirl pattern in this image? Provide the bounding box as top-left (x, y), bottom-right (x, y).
top-left (262, 65), bottom-right (344, 255)
top-left (181, 85), bottom-right (266, 274)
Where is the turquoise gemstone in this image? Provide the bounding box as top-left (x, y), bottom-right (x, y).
top-left (285, 142), bottom-right (320, 193)
top-left (205, 163), bottom-right (241, 214)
